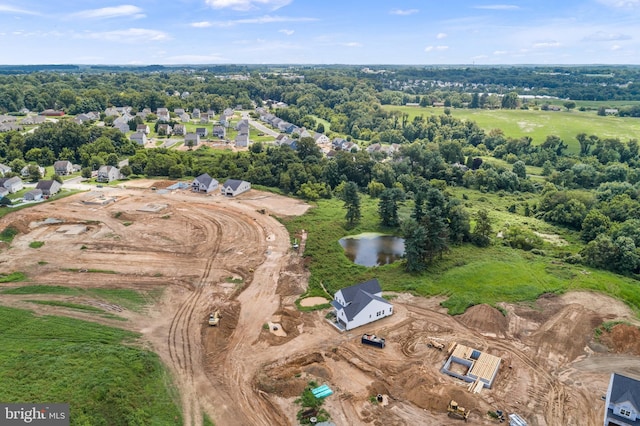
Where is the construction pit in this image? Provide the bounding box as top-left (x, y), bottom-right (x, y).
top-left (0, 181), bottom-right (638, 426)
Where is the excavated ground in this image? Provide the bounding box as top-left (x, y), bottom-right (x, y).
top-left (0, 181), bottom-right (638, 426)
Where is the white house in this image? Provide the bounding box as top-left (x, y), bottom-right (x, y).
top-left (97, 165), bottom-right (121, 183)
top-left (191, 173), bottom-right (219, 193)
top-left (314, 132), bottom-right (330, 145)
top-left (36, 179), bottom-right (62, 196)
top-left (21, 164), bottom-right (45, 179)
top-left (220, 179), bottom-right (251, 197)
top-left (604, 373), bottom-right (640, 426)
top-left (0, 176), bottom-right (23, 193)
top-left (0, 163), bottom-right (11, 176)
top-left (130, 132), bottom-right (147, 146)
top-left (23, 189), bottom-right (43, 201)
top-left (331, 278), bottom-right (393, 331)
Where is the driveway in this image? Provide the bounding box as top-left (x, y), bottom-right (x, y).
top-left (241, 111), bottom-right (280, 138)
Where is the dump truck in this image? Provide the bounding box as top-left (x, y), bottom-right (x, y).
top-left (361, 333), bottom-right (385, 348)
top-left (448, 400), bottom-right (470, 421)
top-left (427, 339), bottom-right (445, 351)
top-left (208, 310), bottom-right (220, 326)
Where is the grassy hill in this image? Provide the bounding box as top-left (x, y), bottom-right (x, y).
top-left (284, 193), bottom-right (640, 316)
top-left (381, 105), bottom-right (640, 154)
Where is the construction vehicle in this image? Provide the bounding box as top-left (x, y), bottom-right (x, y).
top-left (427, 339), bottom-right (445, 351)
top-left (361, 333), bottom-right (386, 348)
top-left (448, 400), bottom-right (470, 422)
top-left (208, 310), bottom-right (220, 326)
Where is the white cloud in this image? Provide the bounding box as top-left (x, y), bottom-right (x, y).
top-left (0, 4), bottom-right (39, 15)
top-left (474, 4), bottom-right (520, 10)
top-left (342, 42), bottom-right (362, 47)
top-left (533, 41), bottom-right (560, 48)
top-left (206, 15), bottom-right (317, 27)
top-left (584, 31), bottom-right (631, 41)
top-left (493, 50), bottom-right (508, 55)
top-left (191, 21), bottom-right (213, 28)
top-left (436, 32), bottom-right (447, 39)
top-left (425, 45), bottom-right (449, 52)
top-left (597, 0), bottom-right (640, 8)
top-left (82, 28), bottom-right (170, 43)
top-left (205, 0), bottom-right (291, 11)
top-left (279, 29), bottom-right (294, 36)
top-left (611, 44), bottom-right (622, 50)
top-left (389, 9), bottom-right (418, 15)
top-left (71, 5), bottom-right (145, 20)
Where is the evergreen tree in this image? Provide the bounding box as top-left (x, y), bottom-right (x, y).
top-left (402, 219), bottom-right (428, 272)
top-left (471, 209), bottom-right (492, 247)
top-left (343, 181), bottom-right (361, 226)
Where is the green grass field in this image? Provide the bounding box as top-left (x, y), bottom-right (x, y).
top-left (381, 105), bottom-right (640, 154)
top-left (283, 193), bottom-right (640, 316)
top-left (0, 306), bottom-right (182, 424)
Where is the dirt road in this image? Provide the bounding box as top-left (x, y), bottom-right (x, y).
top-left (0, 183), bottom-right (638, 426)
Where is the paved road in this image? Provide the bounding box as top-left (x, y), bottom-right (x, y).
top-left (241, 111), bottom-right (279, 138)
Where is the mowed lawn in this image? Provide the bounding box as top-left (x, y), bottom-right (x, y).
top-left (382, 105), bottom-right (640, 154)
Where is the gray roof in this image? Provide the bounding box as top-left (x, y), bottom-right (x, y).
top-left (36, 180), bottom-right (58, 190)
top-left (611, 373), bottom-right (640, 411)
top-left (223, 179), bottom-right (245, 191)
top-left (342, 289), bottom-right (390, 321)
top-left (338, 279), bottom-right (382, 302)
top-left (25, 189), bottom-right (43, 197)
top-left (195, 173), bottom-right (215, 187)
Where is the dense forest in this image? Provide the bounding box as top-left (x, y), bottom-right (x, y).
top-left (2, 65), bottom-right (640, 276)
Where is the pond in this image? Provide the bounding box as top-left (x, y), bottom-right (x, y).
top-left (339, 233), bottom-right (405, 267)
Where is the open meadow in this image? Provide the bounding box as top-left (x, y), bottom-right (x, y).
top-left (382, 105), bottom-right (640, 154)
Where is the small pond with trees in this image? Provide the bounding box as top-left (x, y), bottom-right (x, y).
top-left (339, 233), bottom-right (405, 267)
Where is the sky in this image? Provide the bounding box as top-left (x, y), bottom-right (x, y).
top-left (1, 0), bottom-right (640, 65)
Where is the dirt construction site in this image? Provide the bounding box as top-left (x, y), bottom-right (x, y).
top-left (1, 180), bottom-right (639, 426)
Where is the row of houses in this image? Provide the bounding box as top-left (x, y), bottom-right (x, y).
top-left (191, 173), bottom-right (251, 197)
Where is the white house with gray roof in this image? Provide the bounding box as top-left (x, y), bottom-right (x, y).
top-left (220, 179), bottom-right (251, 197)
top-left (331, 278), bottom-right (393, 331)
top-left (0, 176), bottom-right (23, 193)
top-left (605, 373), bottom-right (640, 426)
top-left (191, 173), bottom-right (219, 193)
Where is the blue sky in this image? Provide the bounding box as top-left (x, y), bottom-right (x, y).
top-left (1, 0), bottom-right (640, 65)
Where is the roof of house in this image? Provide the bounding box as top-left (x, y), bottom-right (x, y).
top-left (223, 179), bottom-right (246, 191)
top-left (610, 373), bottom-right (640, 411)
top-left (36, 180), bottom-right (58, 190)
top-left (338, 278), bottom-right (382, 301)
top-left (25, 189), bottom-right (43, 196)
top-left (54, 160), bottom-right (71, 167)
top-left (195, 173), bottom-right (217, 187)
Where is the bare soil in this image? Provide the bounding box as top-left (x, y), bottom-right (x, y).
top-left (0, 184), bottom-right (638, 426)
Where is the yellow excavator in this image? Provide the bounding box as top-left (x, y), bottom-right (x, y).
top-left (208, 310), bottom-right (220, 326)
top-left (448, 400), bottom-right (470, 421)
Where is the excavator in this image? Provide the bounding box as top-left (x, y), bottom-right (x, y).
top-left (208, 310), bottom-right (220, 326)
top-left (448, 400), bottom-right (470, 421)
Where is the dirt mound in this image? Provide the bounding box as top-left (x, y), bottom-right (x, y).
top-left (457, 304), bottom-right (508, 337)
top-left (600, 324), bottom-right (640, 355)
top-left (258, 308), bottom-right (303, 346)
top-left (531, 304), bottom-right (603, 366)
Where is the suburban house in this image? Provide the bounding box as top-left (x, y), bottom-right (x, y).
top-left (53, 160), bottom-right (74, 176)
top-left (136, 124), bottom-right (150, 134)
top-left (0, 176), bottom-right (23, 193)
top-left (173, 124), bottom-right (186, 136)
top-left (130, 132), bottom-right (147, 146)
top-left (0, 163), bottom-right (11, 176)
top-left (212, 125), bottom-right (226, 139)
top-left (40, 109), bottom-right (64, 116)
top-left (156, 108), bottom-right (170, 121)
top-left (184, 133), bottom-right (200, 146)
top-left (235, 132), bottom-right (249, 148)
top-left (36, 179), bottom-right (62, 196)
top-left (0, 187), bottom-right (8, 198)
top-left (21, 115), bottom-right (46, 125)
top-left (196, 127), bottom-right (208, 138)
top-left (158, 124), bottom-right (172, 136)
top-left (191, 173), bottom-right (219, 193)
top-left (604, 373), bottom-right (640, 426)
top-left (97, 166), bottom-right (121, 183)
top-left (115, 122), bottom-right (130, 133)
top-left (200, 113), bottom-right (210, 124)
top-left (220, 179), bottom-right (251, 197)
top-left (21, 164), bottom-right (45, 179)
top-left (180, 113), bottom-right (191, 123)
top-left (23, 189), bottom-right (43, 201)
top-left (331, 278), bottom-right (393, 331)
top-left (192, 108), bottom-right (201, 119)
top-left (174, 108), bottom-right (185, 115)
top-left (314, 132), bottom-right (330, 145)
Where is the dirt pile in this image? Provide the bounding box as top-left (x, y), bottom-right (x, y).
top-left (457, 304), bottom-right (508, 338)
top-left (600, 324), bottom-right (640, 355)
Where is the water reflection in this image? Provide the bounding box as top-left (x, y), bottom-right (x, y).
top-left (339, 233), bottom-right (405, 267)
